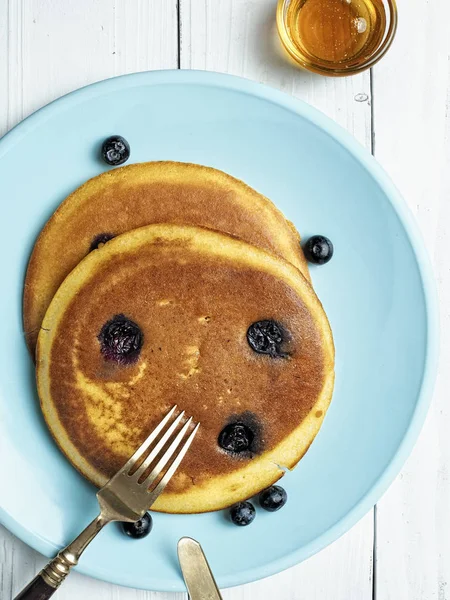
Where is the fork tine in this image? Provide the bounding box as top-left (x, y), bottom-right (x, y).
top-left (131, 410), bottom-right (186, 480)
top-left (141, 417), bottom-right (193, 487)
top-left (119, 405), bottom-right (178, 475)
top-left (146, 423), bottom-right (200, 504)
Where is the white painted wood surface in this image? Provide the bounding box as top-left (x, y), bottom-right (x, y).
top-left (0, 0), bottom-right (447, 598)
top-left (372, 0), bottom-right (450, 598)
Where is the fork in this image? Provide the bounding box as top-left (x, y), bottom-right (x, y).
top-left (14, 406), bottom-right (199, 600)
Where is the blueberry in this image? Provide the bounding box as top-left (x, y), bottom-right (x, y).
top-left (259, 485), bottom-right (287, 512)
top-left (219, 423), bottom-right (254, 454)
top-left (98, 314), bottom-right (143, 365)
top-left (89, 233), bottom-right (115, 252)
top-left (247, 320), bottom-right (286, 357)
top-left (101, 135), bottom-right (130, 166)
top-left (121, 512), bottom-right (152, 539)
top-left (230, 501), bottom-right (256, 526)
top-left (303, 235), bottom-right (334, 265)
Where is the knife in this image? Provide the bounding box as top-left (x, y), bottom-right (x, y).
top-left (178, 537), bottom-right (223, 600)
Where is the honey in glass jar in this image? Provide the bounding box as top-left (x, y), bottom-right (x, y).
top-left (277, 0), bottom-right (397, 76)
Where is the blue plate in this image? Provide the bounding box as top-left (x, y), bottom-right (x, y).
top-left (0, 70), bottom-right (438, 592)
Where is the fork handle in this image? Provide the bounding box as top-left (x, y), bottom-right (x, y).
top-left (14, 575), bottom-right (56, 600)
top-left (14, 515), bottom-right (107, 599)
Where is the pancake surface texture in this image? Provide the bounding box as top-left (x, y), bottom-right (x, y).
top-left (24, 161), bottom-right (309, 355)
top-left (37, 225), bottom-right (334, 513)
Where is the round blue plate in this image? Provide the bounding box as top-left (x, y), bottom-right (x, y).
top-left (0, 70), bottom-right (438, 592)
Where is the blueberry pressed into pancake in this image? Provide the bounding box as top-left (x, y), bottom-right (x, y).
top-left (24, 161), bottom-right (310, 356)
top-left (36, 225), bottom-right (334, 513)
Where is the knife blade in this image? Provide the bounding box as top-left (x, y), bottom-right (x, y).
top-left (178, 537), bottom-right (223, 600)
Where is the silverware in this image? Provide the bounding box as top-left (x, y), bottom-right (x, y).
top-left (178, 537), bottom-right (223, 600)
top-left (15, 406), bottom-right (199, 600)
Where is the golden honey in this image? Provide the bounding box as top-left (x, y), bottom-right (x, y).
top-left (277, 0), bottom-right (394, 76)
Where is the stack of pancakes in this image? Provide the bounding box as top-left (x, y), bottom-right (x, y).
top-left (24, 161), bottom-right (334, 513)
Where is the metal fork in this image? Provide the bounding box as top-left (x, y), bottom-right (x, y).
top-left (15, 406), bottom-right (199, 600)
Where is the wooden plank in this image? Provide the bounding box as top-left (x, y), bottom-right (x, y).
top-left (0, 1), bottom-right (178, 598)
top-left (0, 0), bottom-right (178, 138)
top-left (179, 1), bottom-right (374, 599)
top-left (372, 0), bottom-right (450, 598)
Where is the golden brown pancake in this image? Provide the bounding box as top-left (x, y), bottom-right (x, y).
top-left (24, 161), bottom-right (310, 356)
top-left (36, 224), bottom-right (334, 513)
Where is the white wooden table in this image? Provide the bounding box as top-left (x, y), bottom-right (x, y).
top-left (0, 1), bottom-right (449, 598)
